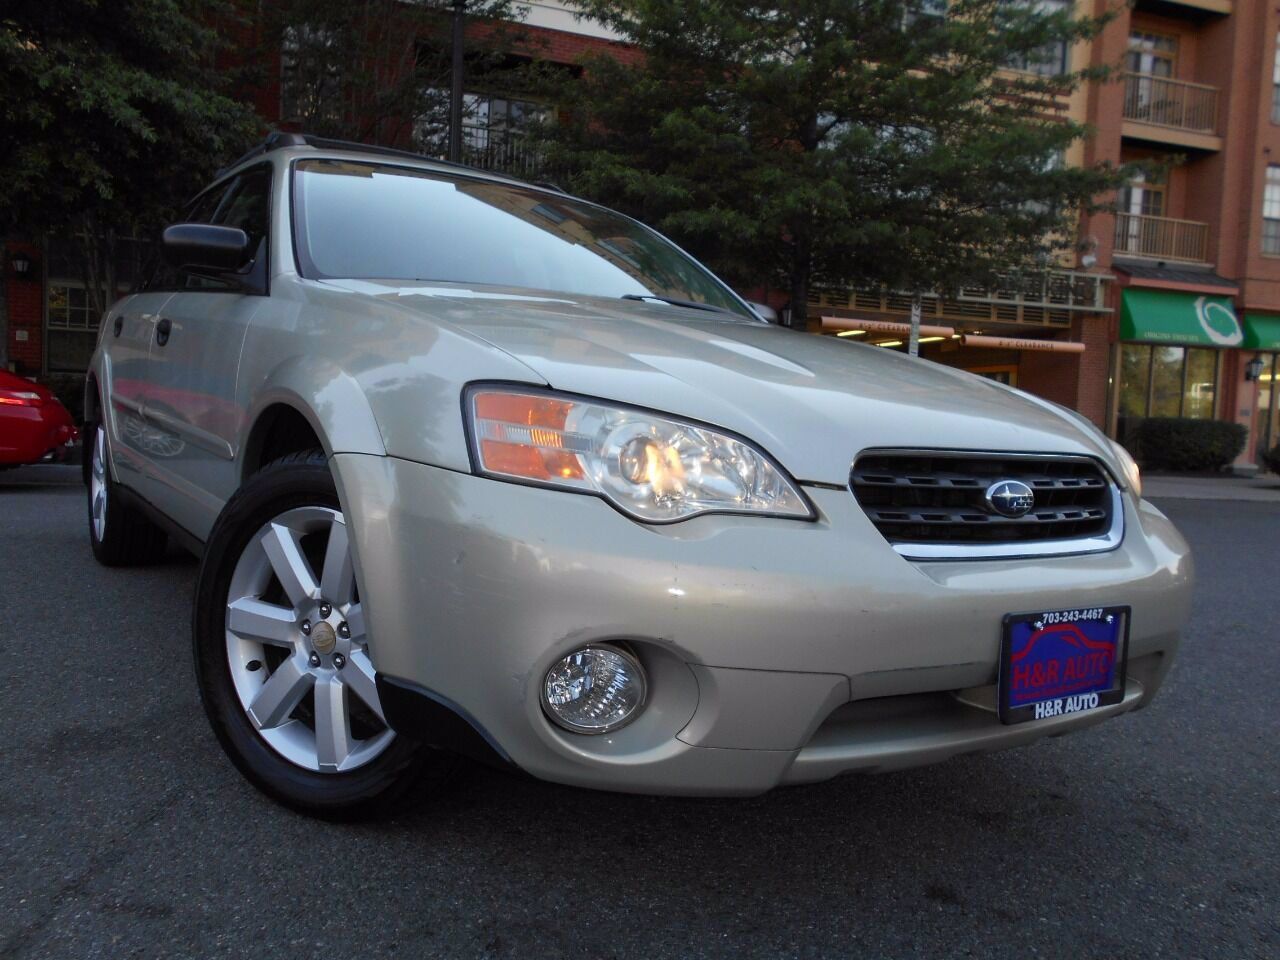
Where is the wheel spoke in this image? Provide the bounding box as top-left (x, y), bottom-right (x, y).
top-left (344, 603), bottom-right (366, 642)
top-left (227, 597), bottom-right (297, 647)
top-left (320, 518), bottom-right (355, 606)
top-left (260, 523), bottom-right (320, 608)
top-left (313, 675), bottom-right (353, 772)
top-left (341, 649), bottom-right (385, 723)
top-left (248, 656), bottom-right (314, 730)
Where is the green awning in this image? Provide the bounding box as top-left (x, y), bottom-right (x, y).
top-left (1120, 289), bottom-right (1242, 348)
top-left (1242, 313), bottom-right (1280, 350)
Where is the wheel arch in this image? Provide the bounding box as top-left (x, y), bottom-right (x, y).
top-left (239, 357), bottom-right (386, 484)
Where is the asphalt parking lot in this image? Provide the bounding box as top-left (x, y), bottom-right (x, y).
top-left (1, 464), bottom-right (1276, 960)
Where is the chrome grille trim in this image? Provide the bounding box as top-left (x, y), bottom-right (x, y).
top-left (849, 450), bottom-right (1125, 561)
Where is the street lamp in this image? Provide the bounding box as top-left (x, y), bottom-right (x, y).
top-left (1245, 356), bottom-right (1266, 382)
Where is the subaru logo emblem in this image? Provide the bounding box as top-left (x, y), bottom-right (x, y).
top-left (984, 479), bottom-right (1035, 518)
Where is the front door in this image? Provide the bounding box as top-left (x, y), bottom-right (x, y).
top-left (141, 165), bottom-right (273, 539)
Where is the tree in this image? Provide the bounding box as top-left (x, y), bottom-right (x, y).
top-left (254, 0), bottom-right (533, 154)
top-left (536, 0), bottom-right (1135, 333)
top-left (1, 0), bottom-right (260, 317)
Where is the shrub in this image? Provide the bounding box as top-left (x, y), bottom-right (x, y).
top-left (1262, 444), bottom-right (1280, 475)
top-left (1128, 417), bottom-right (1246, 472)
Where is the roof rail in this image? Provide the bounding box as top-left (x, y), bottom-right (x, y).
top-left (215, 131), bottom-right (308, 178)
top-left (216, 131), bottom-right (554, 189)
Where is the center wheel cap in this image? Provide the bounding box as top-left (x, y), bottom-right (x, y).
top-left (311, 621), bottom-right (337, 656)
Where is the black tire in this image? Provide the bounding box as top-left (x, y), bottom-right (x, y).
top-left (193, 449), bottom-right (441, 820)
top-left (86, 419), bottom-right (169, 566)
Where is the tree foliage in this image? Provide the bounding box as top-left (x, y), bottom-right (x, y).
top-left (253, 0), bottom-right (532, 151)
top-left (1, 0), bottom-right (259, 311)
top-left (538, 0), bottom-right (1134, 324)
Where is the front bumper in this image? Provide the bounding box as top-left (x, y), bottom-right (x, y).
top-left (333, 453), bottom-right (1192, 796)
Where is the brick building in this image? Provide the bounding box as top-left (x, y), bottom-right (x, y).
top-left (813, 0), bottom-right (1280, 470)
top-left (5, 0), bottom-right (1280, 467)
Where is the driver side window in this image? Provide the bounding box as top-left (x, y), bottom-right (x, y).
top-left (147, 166), bottom-right (271, 292)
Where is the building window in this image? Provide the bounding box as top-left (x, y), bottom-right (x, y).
top-left (1126, 31), bottom-right (1177, 77)
top-left (1269, 32), bottom-right (1280, 124)
top-left (1117, 343), bottom-right (1219, 441)
top-left (1004, 0), bottom-right (1072, 77)
top-left (1116, 173), bottom-right (1167, 257)
top-left (46, 282), bottom-right (101, 373)
top-left (280, 25), bottom-right (341, 125)
top-left (904, 0), bottom-right (947, 30)
top-left (1264, 166), bottom-right (1280, 255)
top-left (1272, 33), bottom-right (1280, 123)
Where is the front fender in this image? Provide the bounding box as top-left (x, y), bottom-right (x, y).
top-left (240, 354), bottom-right (387, 463)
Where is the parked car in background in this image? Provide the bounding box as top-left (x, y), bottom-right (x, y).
top-left (84, 134), bottom-right (1193, 819)
top-left (0, 370), bottom-right (79, 468)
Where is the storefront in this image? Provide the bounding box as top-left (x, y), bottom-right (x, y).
top-left (1243, 313), bottom-right (1280, 460)
top-left (1110, 288), bottom-right (1237, 445)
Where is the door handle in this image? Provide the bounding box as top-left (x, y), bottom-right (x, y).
top-left (112, 316), bottom-right (123, 337)
top-left (155, 317), bottom-right (172, 347)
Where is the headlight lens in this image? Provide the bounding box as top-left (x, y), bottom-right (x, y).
top-left (466, 386), bottom-right (813, 522)
top-left (1109, 439), bottom-right (1142, 499)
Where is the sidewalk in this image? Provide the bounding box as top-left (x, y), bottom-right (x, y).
top-left (1143, 473), bottom-right (1280, 502)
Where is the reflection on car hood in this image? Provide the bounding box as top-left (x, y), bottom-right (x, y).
top-left (322, 279), bottom-right (1116, 484)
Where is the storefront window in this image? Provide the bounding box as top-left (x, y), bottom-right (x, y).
top-left (1119, 344), bottom-right (1151, 421)
top-left (1257, 354), bottom-right (1278, 457)
top-left (1150, 345), bottom-right (1183, 417)
top-left (1183, 348), bottom-right (1218, 420)
top-left (1116, 343), bottom-right (1220, 442)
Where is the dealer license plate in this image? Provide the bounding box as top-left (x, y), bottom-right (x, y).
top-left (998, 606), bottom-right (1129, 725)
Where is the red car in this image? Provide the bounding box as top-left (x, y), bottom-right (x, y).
top-left (0, 370), bottom-right (79, 467)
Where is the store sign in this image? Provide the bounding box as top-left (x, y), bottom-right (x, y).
top-left (960, 335), bottom-right (1085, 353)
top-left (820, 316), bottom-right (956, 338)
top-left (1120, 289), bottom-right (1242, 347)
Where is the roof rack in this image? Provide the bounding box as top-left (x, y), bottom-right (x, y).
top-left (216, 131), bottom-right (564, 192)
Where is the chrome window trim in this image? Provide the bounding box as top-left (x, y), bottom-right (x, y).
top-left (849, 449), bottom-right (1126, 562)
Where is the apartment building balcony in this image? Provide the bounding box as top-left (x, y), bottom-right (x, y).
top-left (1114, 212), bottom-right (1210, 264)
top-left (1122, 74), bottom-right (1222, 152)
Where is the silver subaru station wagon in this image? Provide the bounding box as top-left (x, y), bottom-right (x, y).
top-left (86, 134), bottom-right (1192, 818)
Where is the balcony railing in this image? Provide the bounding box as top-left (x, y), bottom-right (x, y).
top-left (1114, 212), bottom-right (1210, 262)
top-left (1122, 73), bottom-right (1219, 135)
top-left (460, 125), bottom-right (544, 179)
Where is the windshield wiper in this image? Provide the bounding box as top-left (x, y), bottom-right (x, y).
top-left (620, 294), bottom-right (735, 315)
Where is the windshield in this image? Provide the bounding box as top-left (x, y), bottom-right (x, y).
top-left (291, 159), bottom-right (753, 317)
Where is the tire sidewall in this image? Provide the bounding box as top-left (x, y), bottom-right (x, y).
top-left (193, 453), bottom-right (426, 819)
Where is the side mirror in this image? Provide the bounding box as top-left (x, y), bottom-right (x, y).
top-left (161, 223), bottom-right (252, 273)
top-left (748, 301), bottom-right (779, 324)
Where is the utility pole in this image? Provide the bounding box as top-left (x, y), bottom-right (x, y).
top-left (448, 0), bottom-right (466, 163)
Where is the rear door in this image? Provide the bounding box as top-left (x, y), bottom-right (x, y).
top-left (99, 288), bottom-right (174, 491)
top-left (139, 165), bottom-right (273, 539)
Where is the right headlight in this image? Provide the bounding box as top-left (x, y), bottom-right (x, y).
top-left (465, 385), bottom-right (814, 523)
top-left (1109, 439), bottom-right (1142, 500)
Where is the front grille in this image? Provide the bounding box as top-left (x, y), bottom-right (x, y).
top-left (850, 451), bottom-right (1114, 548)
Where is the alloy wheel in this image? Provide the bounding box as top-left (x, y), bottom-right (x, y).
top-left (224, 505), bottom-right (393, 773)
top-left (90, 426), bottom-right (107, 542)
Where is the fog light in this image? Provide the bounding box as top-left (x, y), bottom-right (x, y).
top-left (542, 645), bottom-right (646, 734)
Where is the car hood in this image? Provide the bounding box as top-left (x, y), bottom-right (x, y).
top-left (323, 280), bottom-right (1117, 485)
